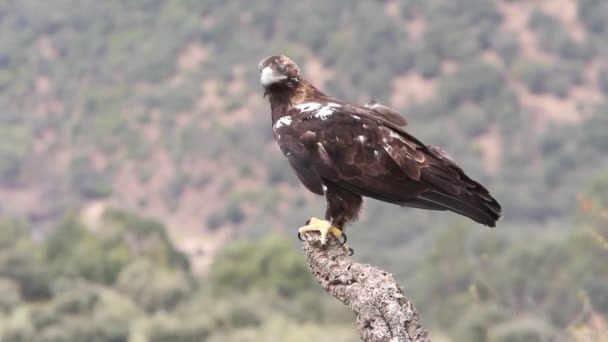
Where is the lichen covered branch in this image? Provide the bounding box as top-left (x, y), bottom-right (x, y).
top-left (301, 233), bottom-right (430, 342)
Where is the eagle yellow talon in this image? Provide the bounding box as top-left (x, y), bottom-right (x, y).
top-left (298, 217), bottom-right (342, 245)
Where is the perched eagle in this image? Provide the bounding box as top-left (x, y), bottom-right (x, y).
top-left (259, 55), bottom-right (501, 252)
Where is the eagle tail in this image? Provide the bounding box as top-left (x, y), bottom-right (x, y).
top-left (417, 187), bottom-right (501, 227)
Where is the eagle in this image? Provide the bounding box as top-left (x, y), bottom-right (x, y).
top-left (259, 55), bottom-right (501, 253)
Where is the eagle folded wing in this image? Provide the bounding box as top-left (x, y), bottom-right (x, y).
top-left (283, 104), bottom-right (430, 201)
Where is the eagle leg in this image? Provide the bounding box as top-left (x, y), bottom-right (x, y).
top-left (298, 217), bottom-right (354, 255)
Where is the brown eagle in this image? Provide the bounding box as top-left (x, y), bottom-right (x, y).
top-left (259, 55), bottom-right (501, 252)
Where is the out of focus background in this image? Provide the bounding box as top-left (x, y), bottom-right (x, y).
top-left (0, 0), bottom-right (607, 341)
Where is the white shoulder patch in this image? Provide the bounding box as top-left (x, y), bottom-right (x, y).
top-left (314, 102), bottom-right (341, 120)
top-left (274, 116), bottom-right (292, 129)
top-left (295, 102), bottom-right (341, 121)
top-left (294, 102), bottom-right (322, 112)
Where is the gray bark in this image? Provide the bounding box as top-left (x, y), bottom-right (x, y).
top-left (301, 233), bottom-right (431, 342)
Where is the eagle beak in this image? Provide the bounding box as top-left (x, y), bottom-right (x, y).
top-left (260, 66), bottom-right (286, 87)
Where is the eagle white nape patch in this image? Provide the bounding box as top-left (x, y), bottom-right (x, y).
top-left (295, 102), bottom-right (341, 120)
top-left (274, 116), bottom-right (292, 128)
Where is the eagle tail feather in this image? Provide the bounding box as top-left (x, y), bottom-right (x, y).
top-left (418, 189), bottom-right (501, 227)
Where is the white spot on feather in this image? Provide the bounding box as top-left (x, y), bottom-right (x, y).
top-left (314, 102), bottom-right (341, 120)
top-left (389, 130), bottom-right (401, 139)
top-left (374, 150), bottom-right (380, 159)
top-left (352, 115), bottom-right (361, 120)
top-left (274, 116), bottom-right (292, 129)
top-left (322, 184), bottom-right (327, 193)
top-left (295, 102), bottom-right (323, 112)
top-left (384, 142), bottom-right (395, 155)
top-left (357, 135), bottom-right (367, 143)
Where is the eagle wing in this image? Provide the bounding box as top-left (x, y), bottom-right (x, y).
top-left (275, 101), bottom-right (501, 226)
top-left (365, 99), bottom-right (408, 126)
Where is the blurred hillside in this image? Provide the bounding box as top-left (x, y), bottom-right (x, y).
top-left (1, 0), bottom-right (608, 340)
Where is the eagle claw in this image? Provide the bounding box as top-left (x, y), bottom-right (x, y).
top-left (339, 232), bottom-right (348, 245)
top-left (297, 231), bottom-right (305, 242)
top-left (347, 246), bottom-right (354, 256)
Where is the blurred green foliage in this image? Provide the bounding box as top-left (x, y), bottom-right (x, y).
top-left (0, 209), bottom-right (359, 341)
top-left (1, 0), bottom-right (607, 340)
top-left (0, 203), bottom-right (606, 340)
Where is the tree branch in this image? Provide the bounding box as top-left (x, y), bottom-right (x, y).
top-left (301, 233), bottom-right (431, 342)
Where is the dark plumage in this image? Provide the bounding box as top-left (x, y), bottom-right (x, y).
top-left (365, 99), bottom-right (408, 126)
top-left (258, 55), bottom-right (501, 241)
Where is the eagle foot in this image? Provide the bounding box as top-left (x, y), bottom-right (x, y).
top-left (298, 217), bottom-right (343, 245)
top-left (298, 229), bottom-right (349, 246)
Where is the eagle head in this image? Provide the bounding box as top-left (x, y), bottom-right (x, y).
top-left (258, 55), bottom-right (300, 88)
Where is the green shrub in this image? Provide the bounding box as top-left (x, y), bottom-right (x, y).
top-left (145, 314), bottom-right (210, 342)
top-left (224, 202), bottom-right (245, 225)
top-left (266, 157), bottom-right (296, 185)
top-left (208, 235), bottom-right (315, 298)
top-left (514, 60), bottom-right (549, 94)
top-left (437, 60), bottom-right (504, 106)
top-left (29, 306), bottom-right (60, 332)
top-left (491, 31), bottom-right (519, 65)
top-left (0, 217), bottom-right (30, 249)
top-left (415, 48), bottom-right (442, 79)
top-left (452, 304), bottom-right (510, 342)
top-left (51, 279), bottom-right (99, 315)
top-left (0, 277), bottom-right (21, 311)
top-left (454, 106), bottom-right (488, 136)
top-left (46, 216), bottom-right (124, 284)
top-left (580, 106), bottom-right (608, 152)
top-left (578, 0), bottom-right (608, 35)
top-left (39, 315), bottom-right (130, 342)
top-left (0, 125), bottom-right (31, 185)
top-left (489, 317), bottom-right (556, 342)
top-left (0, 243), bottom-right (52, 300)
top-left (101, 209), bottom-right (190, 271)
top-left (69, 155), bottom-right (112, 199)
top-left (116, 260), bottom-right (192, 312)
